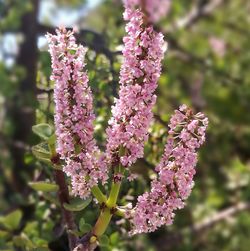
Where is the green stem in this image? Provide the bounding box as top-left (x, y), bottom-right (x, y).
top-left (92, 164), bottom-right (124, 237)
top-left (92, 208), bottom-right (112, 237)
top-left (107, 162), bottom-right (124, 207)
top-left (91, 186), bottom-right (107, 204)
top-left (106, 181), bottom-right (122, 207)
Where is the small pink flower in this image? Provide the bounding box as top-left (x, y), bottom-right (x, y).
top-left (127, 173), bottom-right (139, 181)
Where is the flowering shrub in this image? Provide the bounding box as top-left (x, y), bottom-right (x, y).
top-left (34, 1), bottom-right (208, 250)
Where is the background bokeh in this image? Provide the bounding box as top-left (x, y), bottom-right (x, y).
top-left (1, 0), bottom-right (250, 250)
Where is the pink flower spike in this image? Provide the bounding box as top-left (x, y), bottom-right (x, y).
top-left (106, 5), bottom-right (166, 168)
top-left (127, 105), bottom-right (208, 235)
top-left (46, 28), bottom-right (108, 199)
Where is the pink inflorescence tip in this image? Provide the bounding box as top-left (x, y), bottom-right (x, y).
top-left (127, 105), bottom-right (208, 234)
top-left (46, 27), bottom-right (107, 199)
top-left (105, 5), bottom-right (166, 168)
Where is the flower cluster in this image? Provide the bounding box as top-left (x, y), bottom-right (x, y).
top-left (106, 6), bottom-right (166, 167)
top-left (46, 28), bottom-right (107, 199)
top-left (123, 0), bottom-right (171, 22)
top-left (127, 105), bottom-right (208, 234)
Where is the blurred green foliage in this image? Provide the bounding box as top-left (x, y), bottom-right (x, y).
top-left (0, 0), bottom-right (250, 250)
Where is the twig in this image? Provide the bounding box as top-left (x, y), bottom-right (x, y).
top-left (74, 232), bottom-right (97, 251)
top-left (191, 202), bottom-right (250, 232)
top-left (54, 169), bottom-right (78, 250)
top-left (38, 24), bottom-right (119, 60)
top-left (155, 202), bottom-right (250, 250)
top-left (166, 0), bottom-right (224, 32)
top-left (167, 36), bottom-right (242, 86)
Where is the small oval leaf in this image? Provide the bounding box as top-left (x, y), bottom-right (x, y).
top-left (63, 197), bottom-right (92, 212)
top-left (28, 182), bottom-right (59, 192)
top-left (0, 230), bottom-right (10, 240)
top-left (79, 223), bottom-right (92, 234)
top-left (42, 192), bottom-right (60, 206)
top-left (79, 218), bottom-right (85, 229)
top-left (98, 235), bottom-right (109, 246)
top-left (32, 124), bottom-right (53, 140)
top-left (48, 134), bottom-right (56, 154)
top-left (13, 233), bottom-right (34, 248)
top-left (0, 210), bottom-right (23, 231)
top-left (32, 142), bottom-right (51, 163)
top-left (110, 232), bottom-right (119, 245)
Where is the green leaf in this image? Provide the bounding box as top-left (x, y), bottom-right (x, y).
top-left (99, 235), bottom-right (109, 247)
top-left (32, 142), bottom-right (51, 163)
top-left (63, 197), bottom-right (92, 212)
top-left (28, 182), bottom-right (59, 192)
top-left (100, 246), bottom-right (112, 251)
top-left (47, 134), bottom-right (56, 154)
top-left (32, 237), bottom-right (48, 247)
top-left (23, 221), bottom-right (39, 236)
top-left (110, 232), bottom-right (119, 245)
top-left (0, 210), bottom-right (22, 231)
top-left (13, 233), bottom-right (34, 248)
top-left (32, 123), bottom-right (53, 140)
top-left (42, 192), bottom-right (60, 206)
top-left (79, 223), bottom-right (92, 234)
top-left (0, 230), bottom-right (10, 239)
top-left (79, 218), bottom-right (85, 228)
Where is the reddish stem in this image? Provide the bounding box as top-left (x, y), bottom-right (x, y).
top-left (54, 169), bottom-right (78, 250)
